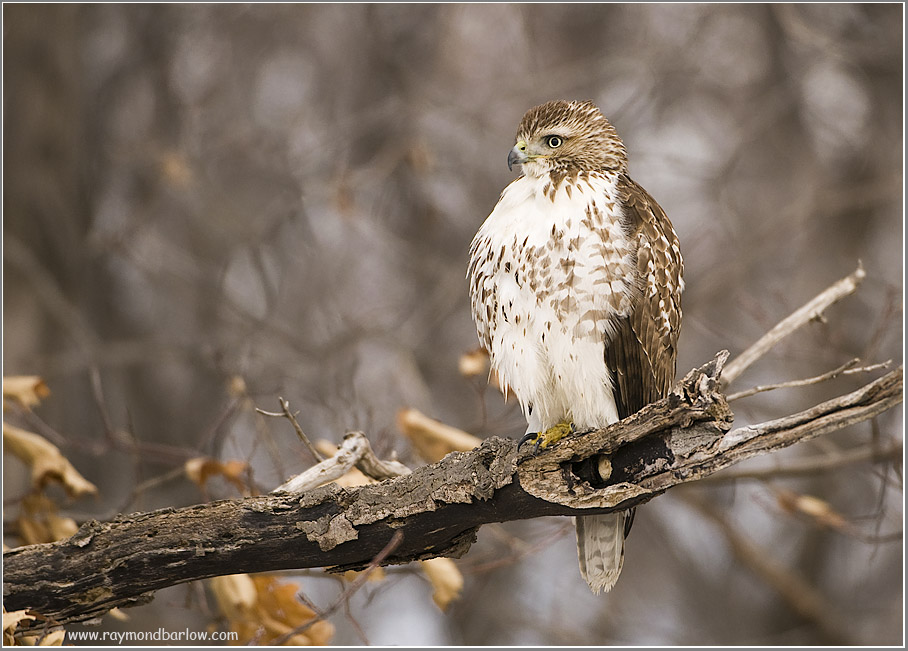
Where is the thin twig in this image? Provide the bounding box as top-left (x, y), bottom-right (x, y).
top-left (129, 466), bottom-right (188, 498)
top-left (722, 263), bottom-right (866, 387)
top-left (701, 439), bottom-right (902, 482)
top-left (727, 359), bottom-right (892, 401)
top-left (88, 366), bottom-right (117, 440)
top-left (256, 397), bottom-right (324, 463)
top-left (270, 531), bottom-right (404, 646)
top-left (15, 407), bottom-right (68, 447)
top-left (343, 596), bottom-right (370, 645)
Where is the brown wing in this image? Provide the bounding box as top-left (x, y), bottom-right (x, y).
top-left (605, 176), bottom-right (683, 420)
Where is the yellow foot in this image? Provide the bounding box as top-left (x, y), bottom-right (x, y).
top-left (519, 421), bottom-right (574, 452)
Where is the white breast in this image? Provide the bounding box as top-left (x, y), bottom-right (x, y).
top-left (468, 172), bottom-right (636, 431)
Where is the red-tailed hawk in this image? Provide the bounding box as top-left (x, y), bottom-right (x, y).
top-left (468, 100), bottom-right (683, 593)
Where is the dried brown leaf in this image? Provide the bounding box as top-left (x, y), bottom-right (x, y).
top-left (33, 630), bottom-right (66, 646)
top-left (3, 609), bottom-right (36, 635)
top-left (2, 607), bottom-right (66, 646)
top-left (777, 489), bottom-right (849, 531)
top-left (185, 457), bottom-right (250, 494)
top-left (3, 424), bottom-right (97, 498)
top-left (458, 348), bottom-right (490, 378)
top-left (342, 567), bottom-right (386, 583)
top-left (210, 574), bottom-right (258, 621)
top-left (252, 575), bottom-right (334, 646)
top-left (396, 408), bottom-right (482, 463)
top-left (420, 558), bottom-right (464, 611)
top-left (210, 574), bottom-right (334, 646)
top-left (16, 493), bottom-right (79, 545)
top-left (3, 376), bottom-right (50, 409)
top-left (3, 608), bottom-right (42, 647)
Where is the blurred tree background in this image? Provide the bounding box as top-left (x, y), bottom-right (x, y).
top-left (3, 3), bottom-right (902, 646)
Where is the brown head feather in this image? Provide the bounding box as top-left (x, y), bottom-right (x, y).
top-left (515, 100), bottom-right (628, 175)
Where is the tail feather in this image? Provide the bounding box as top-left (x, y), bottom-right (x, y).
top-left (575, 512), bottom-right (626, 594)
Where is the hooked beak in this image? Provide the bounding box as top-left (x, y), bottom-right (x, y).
top-left (508, 140), bottom-right (529, 171)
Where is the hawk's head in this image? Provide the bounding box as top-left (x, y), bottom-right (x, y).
top-left (508, 100), bottom-right (628, 178)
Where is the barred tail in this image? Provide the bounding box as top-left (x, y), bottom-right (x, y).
top-left (575, 512), bottom-right (626, 594)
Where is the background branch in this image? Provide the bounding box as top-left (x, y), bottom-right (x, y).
top-left (684, 491), bottom-right (851, 645)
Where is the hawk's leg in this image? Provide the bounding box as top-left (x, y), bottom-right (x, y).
top-left (519, 420), bottom-right (575, 452)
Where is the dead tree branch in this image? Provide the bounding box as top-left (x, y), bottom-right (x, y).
top-left (722, 263), bottom-right (867, 386)
top-left (3, 353), bottom-right (901, 628)
top-left (726, 358), bottom-right (891, 401)
top-left (699, 438), bottom-right (902, 482)
top-left (274, 430), bottom-right (410, 493)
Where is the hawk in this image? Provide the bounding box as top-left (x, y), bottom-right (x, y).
top-left (468, 100), bottom-right (683, 593)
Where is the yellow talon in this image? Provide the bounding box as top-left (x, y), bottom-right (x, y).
top-left (520, 421), bottom-right (574, 451)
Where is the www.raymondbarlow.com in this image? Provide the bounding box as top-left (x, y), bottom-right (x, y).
top-left (67, 628), bottom-right (238, 644)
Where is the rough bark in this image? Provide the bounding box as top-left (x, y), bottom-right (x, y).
top-left (3, 353), bottom-right (902, 628)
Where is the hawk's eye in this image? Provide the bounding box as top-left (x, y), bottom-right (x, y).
top-left (546, 135), bottom-right (563, 148)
